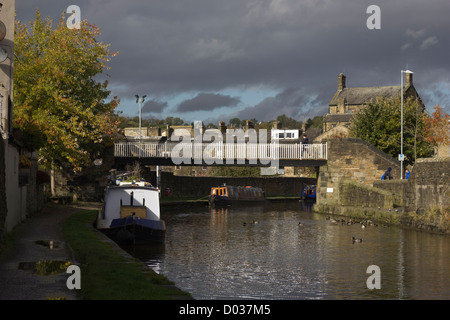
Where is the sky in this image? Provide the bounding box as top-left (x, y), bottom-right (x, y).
top-left (15, 0), bottom-right (450, 125)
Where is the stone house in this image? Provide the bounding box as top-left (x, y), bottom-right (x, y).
top-left (322, 73), bottom-right (423, 132)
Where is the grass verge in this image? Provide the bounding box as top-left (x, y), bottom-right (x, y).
top-left (62, 210), bottom-right (192, 300)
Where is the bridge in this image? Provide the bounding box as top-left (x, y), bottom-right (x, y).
top-left (114, 140), bottom-right (328, 167)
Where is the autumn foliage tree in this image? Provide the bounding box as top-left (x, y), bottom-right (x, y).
top-left (424, 105), bottom-right (450, 153)
top-left (13, 10), bottom-right (120, 172)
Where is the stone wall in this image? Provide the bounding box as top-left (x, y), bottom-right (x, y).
top-left (373, 158), bottom-right (449, 232)
top-left (372, 180), bottom-right (412, 209)
top-left (374, 158), bottom-right (449, 213)
top-left (0, 139), bottom-right (7, 239)
top-left (316, 138), bottom-right (400, 207)
top-left (339, 180), bottom-right (393, 209)
top-left (315, 138), bottom-right (449, 233)
top-left (410, 158), bottom-right (449, 212)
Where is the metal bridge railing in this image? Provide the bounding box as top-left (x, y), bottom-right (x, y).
top-left (114, 141), bottom-right (327, 161)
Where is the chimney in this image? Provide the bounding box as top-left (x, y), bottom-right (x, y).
top-left (406, 72), bottom-right (413, 87)
top-left (218, 121), bottom-right (226, 135)
top-left (338, 73), bottom-right (346, 91)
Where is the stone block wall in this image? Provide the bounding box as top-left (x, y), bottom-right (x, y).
top-left (373, 180), bottom-right (412, 209)
top-left (316, 144), bottom-right (449, 232)
top-left (0, 139), bottom-right (7, 239)
top-left (339, 180), bottom-right (394, 209)
top-left (316, 138), bottom-right (400, 207)
top-left (412, 158), bottom-right (449, 212)
top-left (327, 138), bottom-right (400, 184)
top-left (124, 127), bottom-right (147, 137)
top-left (374, 158), bottom-right (449, 213)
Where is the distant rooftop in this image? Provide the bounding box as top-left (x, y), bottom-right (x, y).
top-left (329, 72), bottom-right (415, 106)
top-left (329, 86), bottom-right (402, 106)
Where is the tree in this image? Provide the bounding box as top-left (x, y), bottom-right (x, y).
top-left (13, 10), bottom-right (120, 173)
top-left (276, 114), bottom-right (302, 129)
top-left (424, 105), bottom-right (450, 153)
top-left (350, 97), bottom-right (432, 164)
top-left (229, 117), bottom-right (243, 128)
top-left (164, 117), bottom-right (183, 126)
top-left (305, 116), bottom-right (323, 130)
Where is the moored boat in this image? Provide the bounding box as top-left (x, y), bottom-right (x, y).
top-left (300, 185), bottom-right (316, 201)
top-left (95, 180), bottom-right (165, 244)
top-left (208, 185), bottom-right (265, 207)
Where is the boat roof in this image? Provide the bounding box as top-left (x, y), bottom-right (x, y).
top-left (108, 184), bottom-right (159, 192)
top-left (211, 185), bottom-right (263, 190)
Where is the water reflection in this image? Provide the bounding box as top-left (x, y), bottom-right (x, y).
top-left (123, 201), bottom-right (450, 300)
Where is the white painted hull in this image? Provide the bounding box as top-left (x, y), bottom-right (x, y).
top-left (96, 184), bottom-right (165, 244)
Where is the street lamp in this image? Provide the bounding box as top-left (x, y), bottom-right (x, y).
top-left (135, 94), bottom-right (147, 158)
top-left (400, 70), bottom-right (413, 179)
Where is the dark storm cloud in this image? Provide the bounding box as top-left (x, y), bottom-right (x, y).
top-left (233, 87), bottom-right (329, 122)
top-left (142, 100), bottom-right (168, 114)
top-left (15, 0), bottom-right (450, 117)
top-left (177, 93), bottom-right (240, 112)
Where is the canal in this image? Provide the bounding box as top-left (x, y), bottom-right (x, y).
top-left (122, 201), bottom-right (450, 300)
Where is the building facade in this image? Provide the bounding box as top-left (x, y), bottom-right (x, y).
top-left (323, 73), bottom-right (423, 132)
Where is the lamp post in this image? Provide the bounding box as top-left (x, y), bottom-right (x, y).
top-left (135, 94), bottom-right (147, 158)
top-left (400, 70), bottom-right (413, 179)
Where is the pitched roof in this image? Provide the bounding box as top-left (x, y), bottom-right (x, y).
top-left (323, 113), bottom-right (354, 122)
top-left (329, 86), bottom-right (402, 106)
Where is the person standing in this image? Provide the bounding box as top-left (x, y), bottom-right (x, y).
top-left (302, 134), bottom-right (309, 144)
top-left (405, 169), bottom-right (410, 179)
top-left (383, 167), bottom-right (393, 180)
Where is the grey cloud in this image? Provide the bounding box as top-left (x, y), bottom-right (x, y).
top-left (420, 36), bottom-right (438, 50)
top-left (142, 100), bottom-right (168, 114)
top-left (15, 0), bottom-right (450, 117)
top-left (177, 93), bottom-right (240, 112)
top-left (406, 28), bottom-right (426, 39)
top-left (233, 87), bottom-right (328, 122)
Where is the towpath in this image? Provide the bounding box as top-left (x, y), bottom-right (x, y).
top-left (0, 205), bottom-right (81, 300)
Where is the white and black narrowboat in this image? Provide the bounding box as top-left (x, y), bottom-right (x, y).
top-left (96, 181), bottom-right (165, 244)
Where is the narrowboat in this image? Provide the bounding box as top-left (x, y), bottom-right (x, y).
top-left (300, 185), bottom-right (316, 201)
top-left (208, 185), bottom-right (265, 207)
top-left (95, 180), bottom-right (165, 244)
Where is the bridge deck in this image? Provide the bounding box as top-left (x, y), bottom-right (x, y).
top-left (114, 141), bottom-right (327, 167)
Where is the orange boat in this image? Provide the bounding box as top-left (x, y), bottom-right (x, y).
top-left (208, 185), bottom-right (265, 207)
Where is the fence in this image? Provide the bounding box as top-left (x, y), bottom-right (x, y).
top-left (114, 141), bottom-right (327, 161)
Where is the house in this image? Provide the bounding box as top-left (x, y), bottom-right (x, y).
top-left (271, 129), bottom-right (300, 140)
top-left (0, 0), bottom-right (47, 240)
top-left (1, 0), bottom-right (20, 238)
top-left (322, 73), bottom-right (423, 132)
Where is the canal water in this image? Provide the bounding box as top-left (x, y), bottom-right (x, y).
top-left (123, 201), bottom-right (450, 300)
